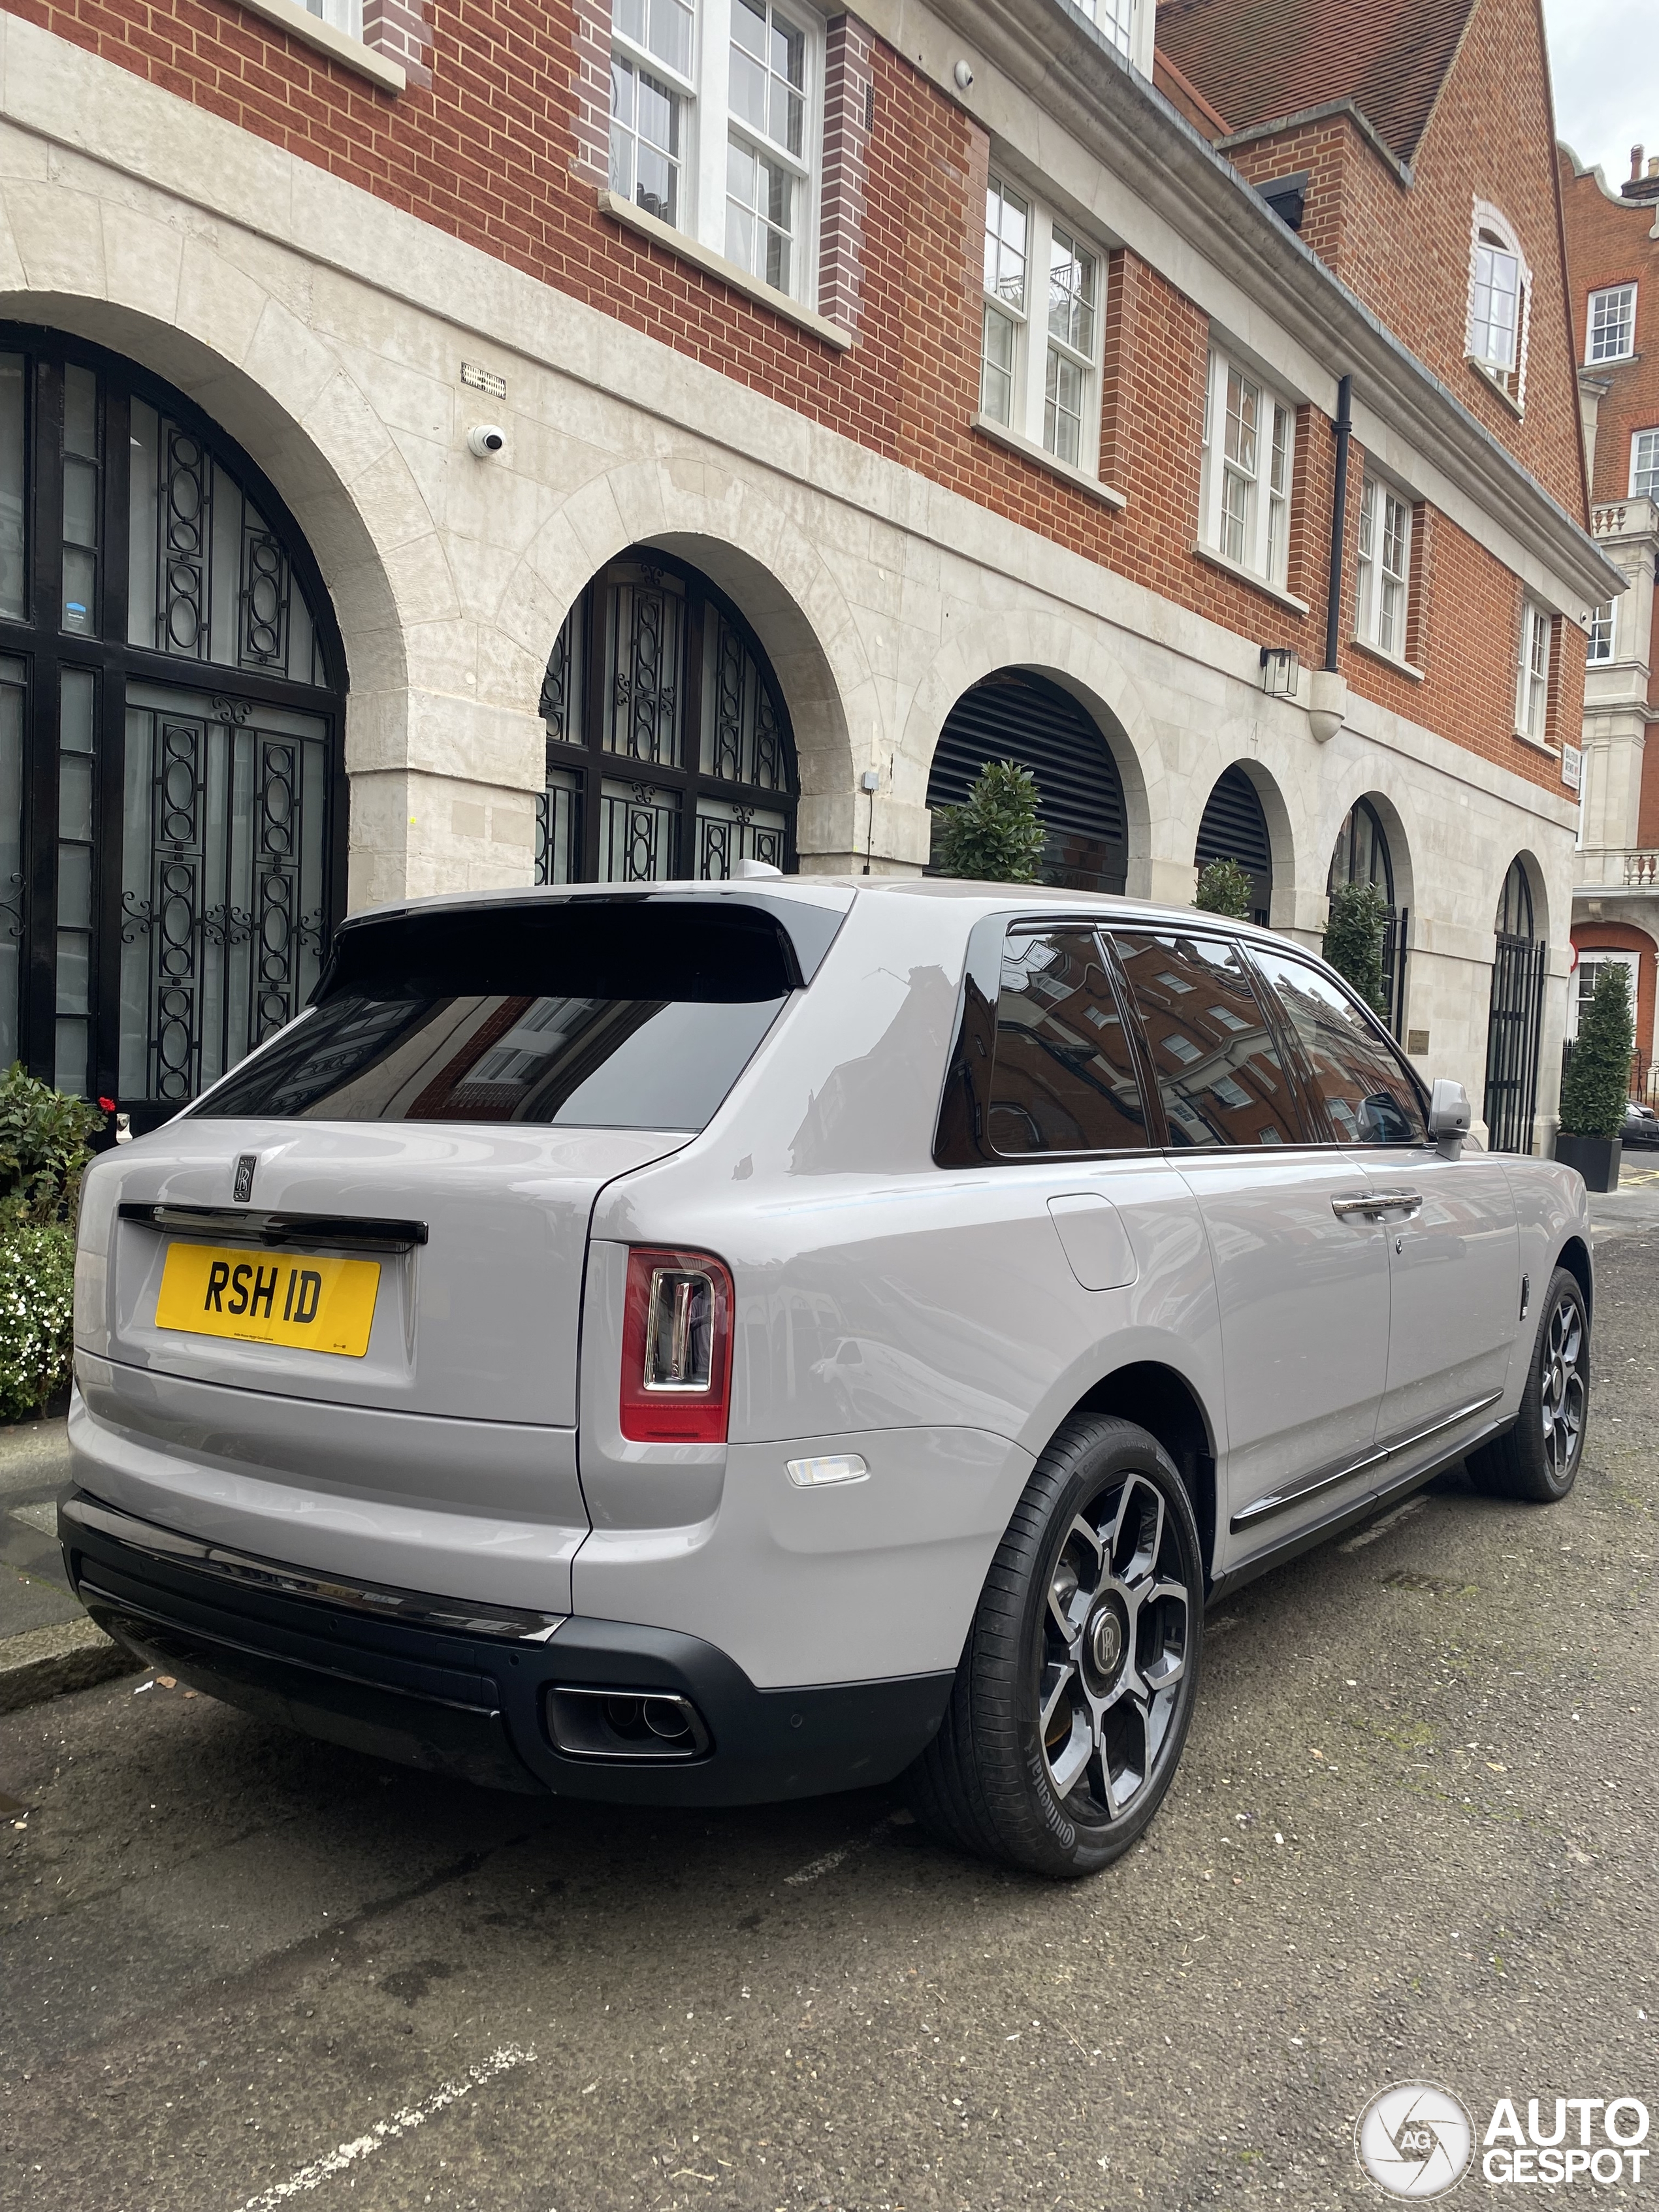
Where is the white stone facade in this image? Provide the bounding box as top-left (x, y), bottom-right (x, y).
top-left (0, 15), bottom-right (1589, 1140)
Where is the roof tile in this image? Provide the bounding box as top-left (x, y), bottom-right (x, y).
top-left (1155, 0), bottom-right (1478, 163)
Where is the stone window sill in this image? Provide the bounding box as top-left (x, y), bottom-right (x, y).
top-left (234, 0), bottom-right (406, 88)
top-left (969, 415), bottom-right (1127, 509)
top-left (1513, 727), bottom-right (1559, 758)
top-left (1466, 356), bottom-right (1524, 418)
top-left (596, 189), bottom-right (852, 351)
top-left (1194, 541), bottom-right (1310, 616)
top-left (1349, 634), bottom-right (1425, 682)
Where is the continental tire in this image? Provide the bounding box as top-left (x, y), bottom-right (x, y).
top-left (905, 1415), bottom-right (1203, 1879)
top-left (1466, 1265), bottom-right (1589, 1505)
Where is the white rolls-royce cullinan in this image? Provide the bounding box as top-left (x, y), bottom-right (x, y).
top-left (63, 878), bottom-right (1590, 1876)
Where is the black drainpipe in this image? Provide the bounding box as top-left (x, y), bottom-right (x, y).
top-left (1325, 374), bottom-right (1353, 673)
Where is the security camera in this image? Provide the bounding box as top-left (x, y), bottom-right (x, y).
top-left (467, 423), bottom-right (506, 458)
top-left (952, 58), bottom-right (974, 89)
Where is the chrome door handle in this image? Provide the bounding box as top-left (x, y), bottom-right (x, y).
top-left (1369, 1189), bottom-right (1423, 1219)
top-left (1331, 1190), bottom-right (1424, 1221)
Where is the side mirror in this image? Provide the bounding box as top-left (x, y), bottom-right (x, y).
top-left (1428, 1077), bottom-right (1471, 1160)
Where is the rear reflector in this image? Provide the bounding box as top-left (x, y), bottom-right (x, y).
top-left (619, 1247), bottom-right (734, 1443)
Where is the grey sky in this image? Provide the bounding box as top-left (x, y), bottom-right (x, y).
top-left (1543, 0), bottom-right (1659, 185)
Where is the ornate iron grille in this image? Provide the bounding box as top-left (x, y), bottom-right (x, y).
top-left (0, 325), bottom-right (346, 1126)
top-left (120, 692), bottom-right (329, 1102)
top-left (536, 550), bottom-right (797, 885)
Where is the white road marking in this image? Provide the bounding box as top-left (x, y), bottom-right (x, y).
top-left (229, 2044), bottom-right (535, 2209)
top-left (784, 1814), bottom-right (904, 1886)
top-left (1337, 1494), bottom-right (1430, 1553)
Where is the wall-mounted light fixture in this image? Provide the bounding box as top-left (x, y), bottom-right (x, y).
top-left (1259, 645), bottom-right (1300, 698)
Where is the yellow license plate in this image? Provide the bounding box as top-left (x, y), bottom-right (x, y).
top-left (154, 1242), bottom-right (381, 1358)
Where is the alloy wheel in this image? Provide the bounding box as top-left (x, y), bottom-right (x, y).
top-left (1540, 1292), bottom-right (1585, 1484)
top-left (1039, 1473), bottom-right (1191, 1821)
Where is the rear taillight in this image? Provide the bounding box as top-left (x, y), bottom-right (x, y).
top-left (619, 1248), bottom-right (733, 1443)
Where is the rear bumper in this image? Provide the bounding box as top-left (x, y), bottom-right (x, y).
top-left (60, 1492), bottom-right (953, 1806)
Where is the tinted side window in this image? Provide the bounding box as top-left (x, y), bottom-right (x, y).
top-left (1251, 950), bottom-right (1427, 1145)
top-left (990, 930), bottom-right (1149, 1155)
top-left (1113, 932), bottom-right (1303, 1147)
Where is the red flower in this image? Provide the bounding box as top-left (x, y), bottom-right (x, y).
top-left (98, 1097), bottom-right (116, 1112)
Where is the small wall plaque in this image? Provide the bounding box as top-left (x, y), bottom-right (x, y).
top-left (1407, 1029), bottom-right (1430, 1057)
top-left (1560, 742), bottom-right (1582, 792)
top-left (461, 362), bottom-right (507, 399)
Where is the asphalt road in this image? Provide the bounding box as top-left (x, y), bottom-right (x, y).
top-left (2, 1228), bottom-right (1656, 2212)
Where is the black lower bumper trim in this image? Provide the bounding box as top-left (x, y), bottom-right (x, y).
top-left (62, 1492), bottom-right (954, 1806)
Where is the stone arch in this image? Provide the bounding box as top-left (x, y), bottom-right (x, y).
top-left (0, 285), bottom-right (425, 713)
top-left (498, 457), bottom-right (873, 863)
top-left (1321, 783), bottom-right (1417, 918)
top-left (898, 608), bottom-right (1155, 888)
top-left (1497, 848), bottom-right (1550, 942)
top-left (1194, 756), bottom-right (1298, 933)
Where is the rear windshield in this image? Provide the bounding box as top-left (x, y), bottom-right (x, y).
top-left (193, 901), bottom-right (797, 1129)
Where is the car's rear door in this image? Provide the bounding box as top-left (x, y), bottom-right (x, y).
top-left (1108, 927), bottom-right (1392, 1562)
top-left (1247, 946), bottom-right (1518, 1455)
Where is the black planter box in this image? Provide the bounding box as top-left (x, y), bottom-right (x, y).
top-left (1554, 1132), bottom-right (1622, 1192)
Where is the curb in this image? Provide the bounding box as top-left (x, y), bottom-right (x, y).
top-left (0, 1615), bottom-right (142, 1714)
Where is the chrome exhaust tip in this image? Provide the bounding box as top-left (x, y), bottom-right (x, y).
top-left (545, 1684), bottom-right (711, 1761)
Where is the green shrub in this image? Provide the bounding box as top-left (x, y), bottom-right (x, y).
top-left (0, 1063), bottom-right (108, 1228)
top-left (1193, 857), bottom-right (1254, 919)
top-left (1559, 961), bottom-right (1634, 1139)
top-left (1323, 880), bottom-right (1390, 1015)
top-left (933, 760), bottom-right (1047, 884)
top-left (0, 1067), bottom-right (106, 1420)
top-left (0, 1220), bottom-right (76, 1421)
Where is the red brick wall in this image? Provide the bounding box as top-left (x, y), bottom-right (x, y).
top-left (1227, 0), bottom-right (1587, 521)
top-left (1569, 921), bottom-right (1657, 1064)
top-left (1559, 150), bottom-right (1659, 510)
top-left (6, 0), bottom-right (1578, 796)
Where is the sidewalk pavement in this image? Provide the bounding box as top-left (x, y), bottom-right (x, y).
top-left (0, 1413), bottom-right (133, 1711)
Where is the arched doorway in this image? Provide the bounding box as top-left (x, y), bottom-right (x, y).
top-left (1328, 795), bottom-right (1408, 1038)
top-left (1195, 764), bottom-right (1272, 925)
top-left (0, 325), bottom-right (347, 1129)
top-left (1483, 858), bottom-right (1547, 1153)
top-left (535, 550), bottom-right (798, 882)
top-left (926, 669), bottom-right (1127, 892)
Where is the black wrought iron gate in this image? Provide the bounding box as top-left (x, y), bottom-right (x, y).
top-left (1483, 932), bottom-right (1547, 1154)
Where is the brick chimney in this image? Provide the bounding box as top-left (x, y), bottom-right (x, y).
top-left (1622, 141), bottom-right (1659, 204)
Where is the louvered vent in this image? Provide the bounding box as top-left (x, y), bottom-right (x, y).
top-left (1194, 763), bottom-right (1273, 924)
top-left (926, 672), bottom-right (1127, 893)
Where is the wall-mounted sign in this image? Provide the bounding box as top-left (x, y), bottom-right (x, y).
top-left (461, 362), bottom-right (507, 399)
top-left (1561, 742), bottom-right (1583, 792)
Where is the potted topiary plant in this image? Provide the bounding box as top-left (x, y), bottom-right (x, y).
top-left (933, 759), bottom-right (1047, 884)
top-left (1323, 880), bottom-right (1389, 1016)
top-left (1193, 856), bottom-right (1254, 919)
top-left (1556, 960), bottom-right (1634, 1193)
top-left (0, 1065), bottom-right (108, 1420)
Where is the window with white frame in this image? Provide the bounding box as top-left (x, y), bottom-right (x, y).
top-left (302, 0), bottom-right (364, 33)
top-left (1587, 283), bottom-right (1637, 364)
top-left (1355, 477), bottom-right (1411, 660)
top-left (1633, 428), bottom-right (1659, 499)
top-left (978, 177), bottom-right (1104, 473)
top-left (1199, 348), bottom-right (1295, 588)
top-left (609, 0), bottom-right (822, 304)
top-left (1569, 949), bottom-right (1639, 1042)
top-left (1588, 600), bottom-right (1617, 662)
top-left (1071, 0), bottom-right (1134, 57)
top-left (1515, 601), bottom-right (1551, 742)
top-left (1467, 206), bottom-right (1530, 400)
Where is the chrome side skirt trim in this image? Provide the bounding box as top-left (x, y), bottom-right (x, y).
top-left (61, 1493), bottom-right (566, 1644)
top-left (1229, 1391), bottom-right (1505, 1532)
